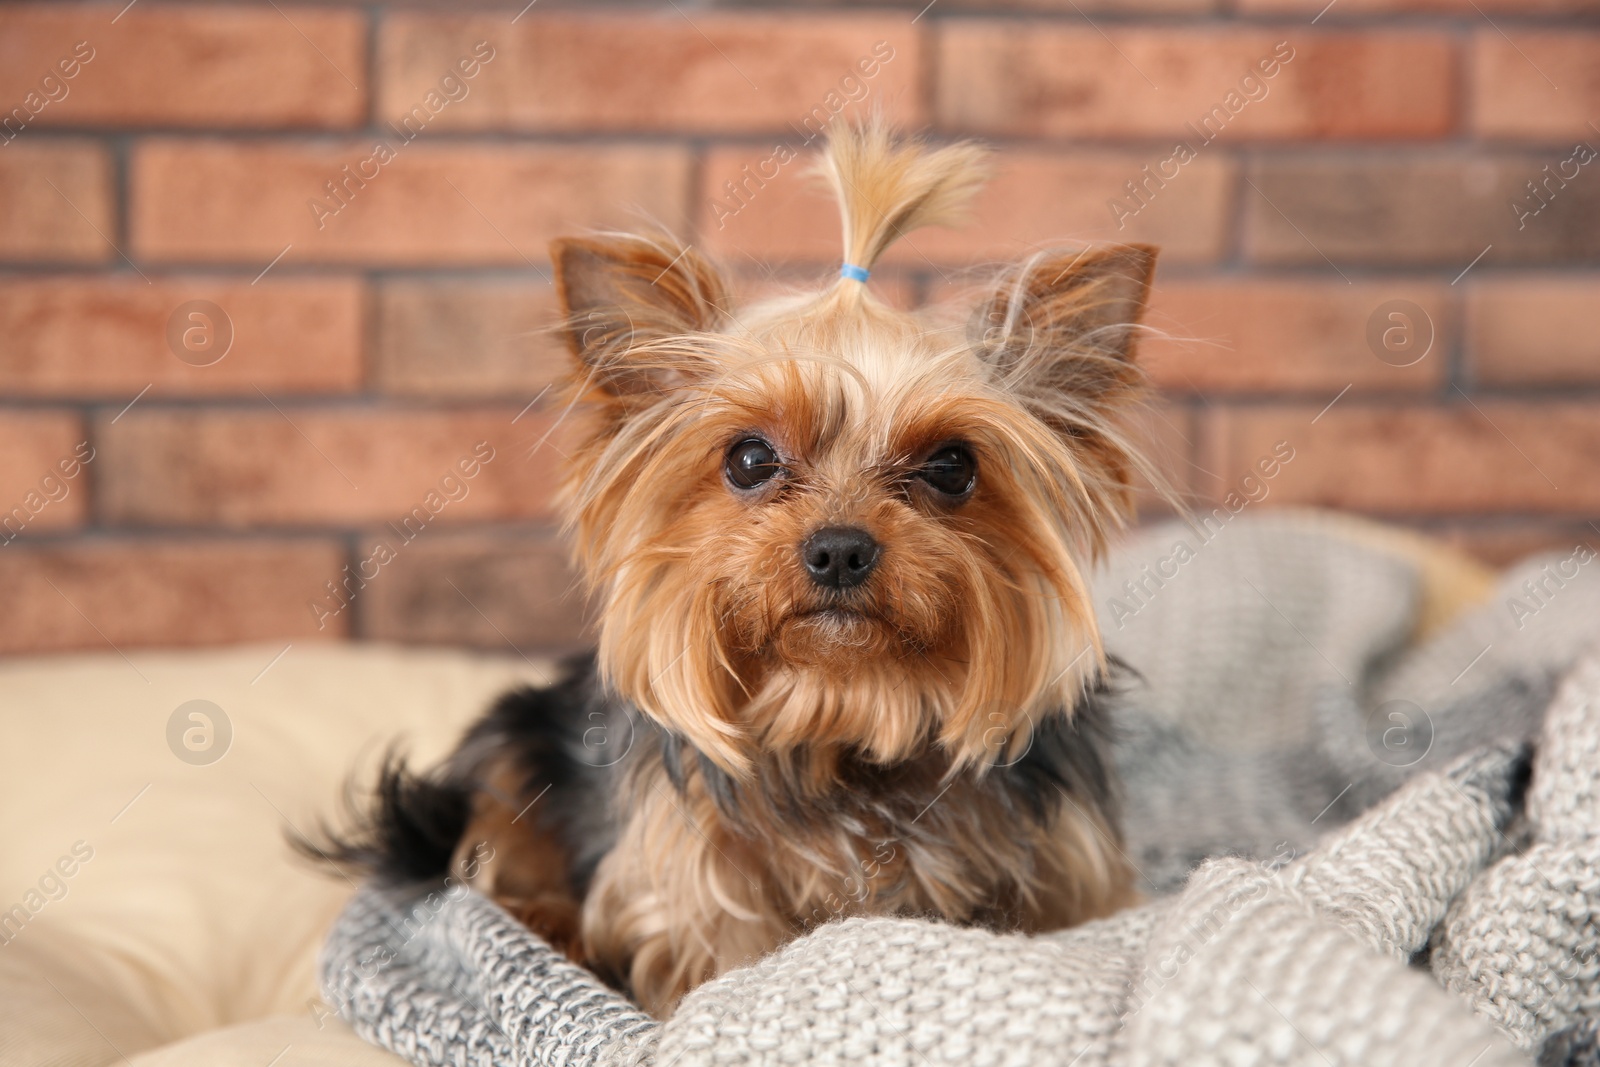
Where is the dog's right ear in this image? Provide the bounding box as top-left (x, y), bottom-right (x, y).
top-left (551, 234), bottom-right (730, 397)
top-left (970, 244), bottom-right (1158, 401)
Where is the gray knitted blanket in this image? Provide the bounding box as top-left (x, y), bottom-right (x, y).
top-left (322, 513), bottom-right (1600, 1066)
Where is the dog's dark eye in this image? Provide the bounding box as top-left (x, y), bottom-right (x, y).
top-left (918, 444), bottom-right (976, 498)
top-left (725, 438), bottom-right (782, 490)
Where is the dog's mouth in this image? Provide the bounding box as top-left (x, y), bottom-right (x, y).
top-left (775, 603), bottom-right (884, 647)
top-left (794, 605), bottom-right (874, 623)
top-left (765, 601), bottom-right (909, 666)
top-left (760, 600), bottom-right (944, 676)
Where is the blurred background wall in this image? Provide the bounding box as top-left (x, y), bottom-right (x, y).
top-left (0, 0), bottom-right (1597, 660)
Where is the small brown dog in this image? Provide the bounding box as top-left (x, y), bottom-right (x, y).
top-left (321, 120), bottom-right (1159, 1017)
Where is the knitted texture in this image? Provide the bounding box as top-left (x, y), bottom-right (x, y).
top-left (322, 512), bottom-right (1600, 1065)
top-left (322, 882), bottom-right (659, 1066)
top-left (1096, 513), bottom-right (1597, 892)
top-left (1432, 654), bottom-right (1600, 1053)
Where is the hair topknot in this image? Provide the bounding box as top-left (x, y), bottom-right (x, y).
top-left (815, 117), bottom-right (991, 284)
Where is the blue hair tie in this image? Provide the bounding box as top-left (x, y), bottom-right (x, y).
top-left (839, 263), bottom-right (870, 283)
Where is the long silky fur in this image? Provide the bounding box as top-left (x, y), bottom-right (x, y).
top-left (316, 121), bottom-right (1165, 1019)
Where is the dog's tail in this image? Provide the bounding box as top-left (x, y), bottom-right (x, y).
top-left (815, 115), bottom-right (990, 290)
top-left (291, 751), bottom-right (470, 884)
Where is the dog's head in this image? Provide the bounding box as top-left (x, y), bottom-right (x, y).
top-left (551, 120), bottom-right (1159, 777)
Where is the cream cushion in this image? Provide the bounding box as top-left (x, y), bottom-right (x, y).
top-left (0, 644), bottom-right (552, 1066)
top-left (127, 1015), bottom-right (402, 1066)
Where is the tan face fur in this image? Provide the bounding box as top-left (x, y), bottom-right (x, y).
top-left (553, 221), bottom-right (1157, 780)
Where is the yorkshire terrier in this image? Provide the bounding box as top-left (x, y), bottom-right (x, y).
top-left (320, 120), bottom-right (1160, 1017)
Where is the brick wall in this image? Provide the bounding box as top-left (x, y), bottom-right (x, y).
top-left (1, 0), bottom-right (1598, 659)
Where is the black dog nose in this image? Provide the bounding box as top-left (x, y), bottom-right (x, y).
top-left (801, 526), bottom-right (880, 590)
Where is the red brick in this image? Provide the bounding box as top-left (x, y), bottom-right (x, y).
top-left (131, 141), bottom-right (692, 266)
top-left (701, 146), bottom-right (1234, 266)
top-left (718, 0), bottom-right (1217, 9)
top-left (96, 408), bottom-right (559, 527)
top-left (936, 27), bottom-right (1454, 139)
top-left (0, 141), bottom-right (113, 261)
top-left (1242, 154), bottom-right (1600, 266)
top-left (1472, 32), bottom-right (1600, 140)
top-left (965, 0), bottom-right (1215, 7)
top-left (1143, 279), bottom-right (1448, 393)
top-left (898, 150), bottom-right (1238, 265)
top-left (361, 531), bottom-right (590, 651)
top-left (1203, 403), bottom-right (1600, 515)
top-left (0, 540), bottom-right (347, 654)
top-left (378, 14), bottom-right (920, 133)
top-left (1467, 276), bottom-right (1600, 386)
top-left (0, 4), bottom-right (365, 130)
top-left (0, 412), bottom-right (89, 537)
top-left (0, 277), bottom-right (363, 397)
top-left (1238, 0), bottom-right (1598, 11)
top-left (376, 279), bottom-right (564, 397)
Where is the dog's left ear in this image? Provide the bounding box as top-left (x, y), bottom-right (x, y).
top-left (551, 234), bottom-right (730, 396)
top-left (970, 244), bottom-right (1158, 406)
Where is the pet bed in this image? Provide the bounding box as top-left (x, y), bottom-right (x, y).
top-left (322, 512), bottom-right (1600, 1066)
top-left (2, 510), bottom-right (1595, 1066)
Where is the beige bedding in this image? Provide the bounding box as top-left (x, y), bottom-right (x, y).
top-left (0, 644), bottom-right (553, 1066)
